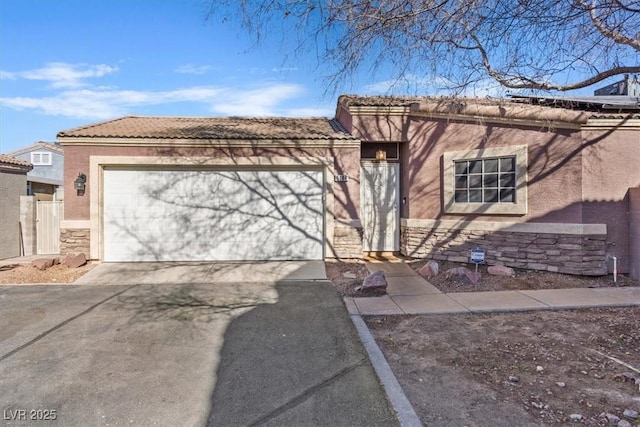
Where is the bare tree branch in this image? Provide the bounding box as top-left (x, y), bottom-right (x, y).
top-left (207, 0), bottom-right (640, 93)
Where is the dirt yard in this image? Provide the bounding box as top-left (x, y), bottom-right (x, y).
top-left (326, 259), bottom-right (640, 426)
top-left (367, 309), bottom-right (640, 426)
top-left (0, 262), bottom-right (95, 284)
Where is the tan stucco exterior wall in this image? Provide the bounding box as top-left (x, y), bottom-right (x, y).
top-left (0, 171), bottom-right (27, 260)
top-left (344, 112), bottom-right (585, 223)
top-left (581, 127), bottom-right (640, 273)
top-left (62, 142), bottom-right (363, 260)
top-left (63, 144), bottom-right (361, 223)
top-left (337, 104), bottom-right (638, 274)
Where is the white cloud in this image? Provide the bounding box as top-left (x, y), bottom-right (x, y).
top-left (1, 62), bottom-right (119, 88)
top-left (174, 64), bottom-right (212, 75)
top-left (0, 84), bottom-right (315, 120)
top-left (1, 61), bottom-right (316, 120)
top-left (364, 74), bottom-right (506, 97)
top-left (284, 107), bottom-right (333, 117)
top-left (210, 83), bottom-right (306, 116)
top-left (0, 86), bottom-right (225, 119)
top-left (271, 67), bottom-right (298, 73)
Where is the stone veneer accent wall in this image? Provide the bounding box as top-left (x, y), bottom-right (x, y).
top-left (60, 228), bottom-right (91, 256)
top-left (332, 225), bottom-right (363, 259)
top-left (401, 225), bottom-right (607, 275)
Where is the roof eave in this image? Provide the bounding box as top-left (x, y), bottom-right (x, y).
top-left (58, 136), bottom-right (360, 148)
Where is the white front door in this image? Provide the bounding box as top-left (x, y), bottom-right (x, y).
top-left (102, 168), bottom-right (324, 262)
top-left (361, 163), bottom-right (399, 252)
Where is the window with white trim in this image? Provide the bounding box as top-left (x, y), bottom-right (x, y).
top-left (443, 145), bottom-right (527, 215)
top-left (31, 151), bottom-right (52, 165)
top-left (454, 156), bottom-right (516, 203)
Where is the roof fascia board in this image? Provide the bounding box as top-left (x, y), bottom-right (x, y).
top-left (409, 111), bottom-right (583, 130)
top-left (58, 137), bottom-right (361, 148)
top-left (345, 104), bottom-right (583, 130)
top-left (346, 105), bottom-right (413, 116)
top-left (583, 118), bottom-right (640, 130)
top-left (0, 164), bottom-right (32, 173)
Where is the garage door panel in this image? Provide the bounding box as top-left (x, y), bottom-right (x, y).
top-left (103, 169), bottom-right (324, 262)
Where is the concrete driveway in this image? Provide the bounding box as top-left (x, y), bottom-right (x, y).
top-left (0, 262), bottom-right (397, 426)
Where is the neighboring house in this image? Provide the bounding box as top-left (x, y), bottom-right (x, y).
top-left (7, 141), bottom-right (64, 201)
top-left (0, 154), bottom-right (32, 260)
top-left (57, 96), bottom-right (640, 277)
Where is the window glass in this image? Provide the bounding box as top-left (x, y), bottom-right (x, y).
top-left (454, 190), bottom-right (468, 202)
top-left (500, 157), bottom-right (515, 172)
top-left (454, 161), bottom-right (468, 174)
top-left (469, 160), bottom-right (483, 174)
top-left (484, 159), bottom-right (498, 173)
top-left (453, 156), bottom-right (517, 204)
top-left (500, 173), bottom-right (515, 187)
top-left (500, 188), bottom-right (514, 202)
top-left (455, 176), bottom-right (467, 189)
top-left (469, 189), bottom-right (483, 202)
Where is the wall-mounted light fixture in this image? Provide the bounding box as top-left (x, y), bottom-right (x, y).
top-left (74, 173), bottom-right (87, 195)
top-left (375, 150), bottom-right (387, 161)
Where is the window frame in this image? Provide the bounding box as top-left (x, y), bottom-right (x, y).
top-left (443, 145), bottom-right (528, 215)
top-left (31, 151), bottom-right (53, 166)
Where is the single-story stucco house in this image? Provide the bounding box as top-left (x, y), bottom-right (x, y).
top-left (0, 154), bottom-right (33, 260)
top-left (57, 95), bottom-right (640, 277)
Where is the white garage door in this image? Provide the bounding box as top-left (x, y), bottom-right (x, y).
top-left (103, 168), bottom-right (324, 262)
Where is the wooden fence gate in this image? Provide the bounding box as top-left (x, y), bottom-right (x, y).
top-left (37, 201), bottom-right (63, 254)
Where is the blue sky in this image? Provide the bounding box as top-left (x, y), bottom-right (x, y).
top-left (0, 0), bottom-right (367, 153)
top-left (1, 1), bottom-right (627, 154)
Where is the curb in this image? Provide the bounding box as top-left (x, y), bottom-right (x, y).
top-left (349, 313), bottom-right (423, 427)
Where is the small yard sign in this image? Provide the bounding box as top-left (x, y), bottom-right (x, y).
top-left (470, 248), bottom-right (485, 273)
top-left (470, 248), bottom-right (485, 264)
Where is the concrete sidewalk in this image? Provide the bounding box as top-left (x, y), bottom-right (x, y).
top-left (345, 261), bottom-right (640, 315)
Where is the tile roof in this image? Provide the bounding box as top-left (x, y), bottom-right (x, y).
top-left (7, 141), bottom-right (63, 156)
top-left (339, 94), bottom-right (640, 125)
top-left (339, 95), bottom-right (594, 124)
top-left (57, 116), bottom-right (356, 140)
top-left (0, 154), bottom-right (33, 170)
top-left (338, 94), bottom-right (640, 112)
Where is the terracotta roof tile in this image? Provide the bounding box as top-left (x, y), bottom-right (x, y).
top-left (338, 95), bottom-right (593, 124)
top-left (338, 94), bottom-right (640, 111)
top-left (58, 116), bottom-right (356, 140)
top-left (0, 154), bottom-right (33, 170)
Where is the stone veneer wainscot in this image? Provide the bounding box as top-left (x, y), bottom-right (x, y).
top-left (60, 228), bottom-right (91, 256)
top-left (401, 220), bottom-right (607, 275)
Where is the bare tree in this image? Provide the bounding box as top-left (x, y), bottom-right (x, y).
top-left (207, 0), bottom-right (640, 93)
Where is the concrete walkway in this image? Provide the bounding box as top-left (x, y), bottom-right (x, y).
top-left (345, 261), bottom-right (640, 315)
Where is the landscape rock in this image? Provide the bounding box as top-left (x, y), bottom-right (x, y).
top-left (32, 258), bottom-right (57, 271)
top-left (63, 253), bottom-right (87, 269)
top-left (600, 412), bottom-right (620, 425)
top-left (617, 420), bottom-right (632, 427)
top-left (445, 266), bottom-right (481, 285)
top-left (342, 272), bottom-right (357, 279)
top-left (556, 382), bottom-right (566, 388)
top-left (508, 375), bottom-right (519, 382)
top-left (623, 409), bottom-right (638, 419)
top-left (419, 260), bottom-right (439, 278)
top-left (355, 270), bottom-right (388, 294)
top-left (487, 265), bottom-right (515, 277)
top-left (569, 414), bottom-right (583, 421)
